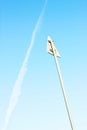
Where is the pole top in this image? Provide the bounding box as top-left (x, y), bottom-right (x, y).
top-left (47, 36), bottom-right (61, 57)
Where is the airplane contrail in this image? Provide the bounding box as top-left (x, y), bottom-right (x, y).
top-left (2, 1), bottom-right (47, 130)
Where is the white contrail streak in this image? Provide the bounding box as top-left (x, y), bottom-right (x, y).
top-left (2, 1), bottom-right (47, 130)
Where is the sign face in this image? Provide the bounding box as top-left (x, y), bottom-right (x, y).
top-left (47, 36), bottom-right (61, 57)
top-left (47, 41), bottom-right (54, 55)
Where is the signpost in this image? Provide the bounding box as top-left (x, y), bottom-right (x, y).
top-left (47, 36), bottom-right (75, 130)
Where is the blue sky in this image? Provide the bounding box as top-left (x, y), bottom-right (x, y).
top-left (0, 0), bottom-right (87, 130)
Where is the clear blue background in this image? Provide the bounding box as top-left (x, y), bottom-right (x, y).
top-left (0, 0), bottom-right (87, 130)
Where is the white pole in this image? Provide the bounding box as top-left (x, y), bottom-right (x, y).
top-left (52, 47), bottom-right (75, 130)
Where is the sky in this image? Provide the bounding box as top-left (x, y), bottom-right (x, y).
top-left (0, 0), bottom-right (87, 130)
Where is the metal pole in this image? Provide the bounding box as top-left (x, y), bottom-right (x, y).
top-left (52, 48), bottom-right (75, 130)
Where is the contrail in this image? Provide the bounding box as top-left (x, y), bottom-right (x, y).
top-left (2, 1), bottom-right (47, 130)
